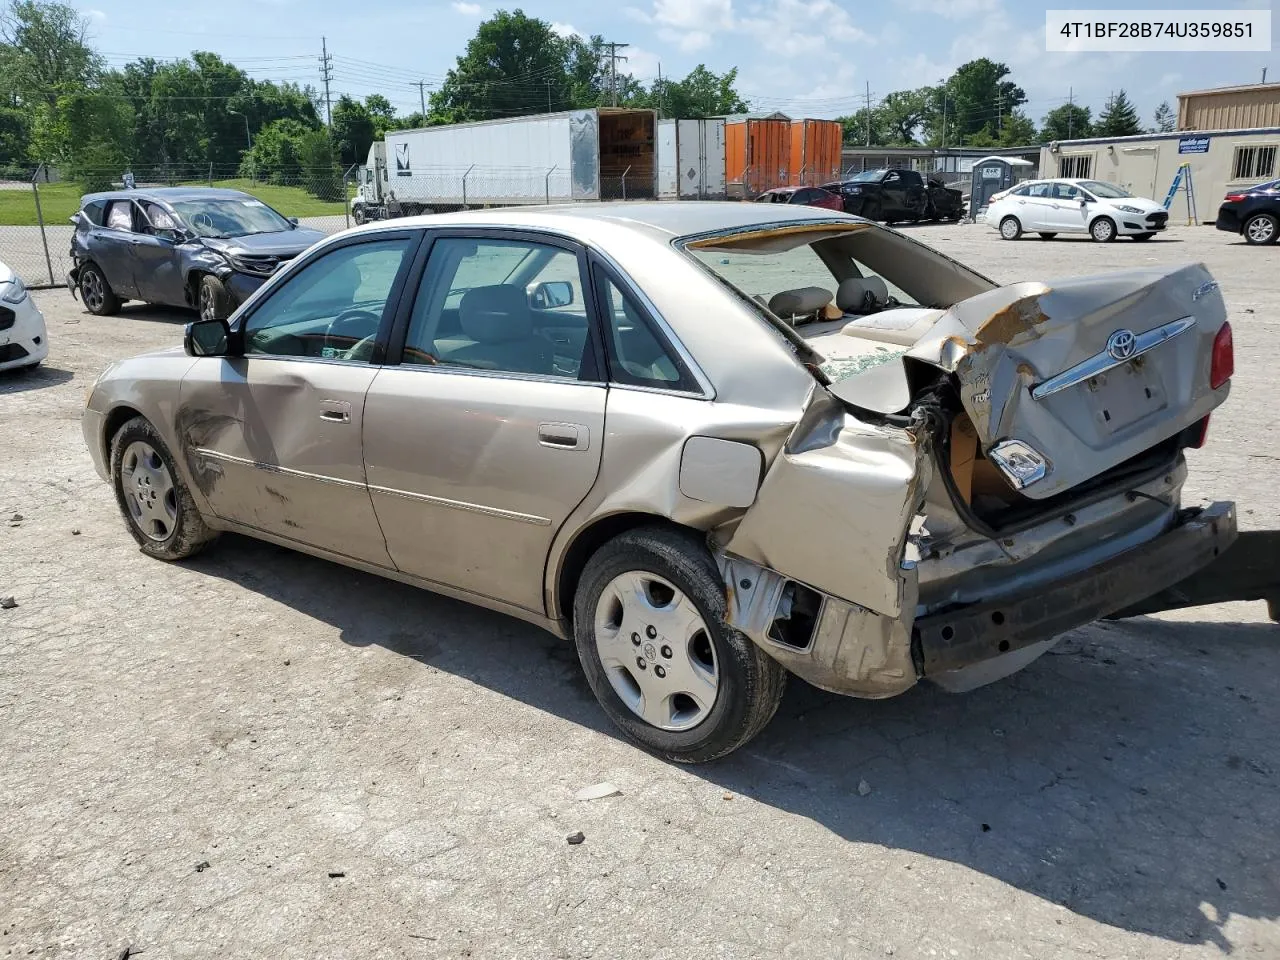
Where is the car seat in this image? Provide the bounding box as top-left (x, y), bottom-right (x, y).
top-left (444, 285), bottom-right (554, 375)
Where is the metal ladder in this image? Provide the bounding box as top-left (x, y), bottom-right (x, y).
top-left (1162, 162), bottom-right (1199, 225)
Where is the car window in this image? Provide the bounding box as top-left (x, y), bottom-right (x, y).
top-left (402, 237), bottom-right (590, 379)
top-left (105, 201), bottom-right (133, 231)
top-left (595, 269), bottom-right (697, 392)
top-left (1055, 184), bottom-right (1082, 201)
top-left (793, 189), bottom-right (813, 202)
top-left (1027, 182), bottom-right (1053, 198)
top-left (884, 172), bottom-right (900, 183)
top-left (1009, 184), bottom-right (1030, 197)
top-left (241, 239), bottom-right (412, 361)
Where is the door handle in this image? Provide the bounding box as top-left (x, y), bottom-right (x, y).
top-left (319, 399), bottom-right (351, 423)
top-left (538, 422), bottom-right (589, 451)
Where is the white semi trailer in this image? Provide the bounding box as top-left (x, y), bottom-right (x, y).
top-left (656, 118), bottom-right (727, 200)
top-left (352, 107), bottom-right (659, 222)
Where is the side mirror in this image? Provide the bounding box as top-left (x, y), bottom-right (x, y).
top-left (529, 280), bottom-right (574, 310)
top-left (1079, 197), bottom-right (1089, 206)
top-left (184, 318), bottom-right (232, 357)
top-left (288, 216), bottom-right (300, 226)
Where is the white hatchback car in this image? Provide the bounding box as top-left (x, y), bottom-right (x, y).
top-left (0, 261), bottom-right (49, 372)
top-left (986, 178), bottom-right (1169, 242)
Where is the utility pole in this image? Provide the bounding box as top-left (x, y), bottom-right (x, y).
top-left (865, 81), bottom-right (871, 146)
top-left (545, 79), bottom-right (552, 113)
top-left (656, 62), bottom-right (662, 118)
top-left (1067, 86), bottom-right (1073, 139)
top-left (319, 37), bottom-right (334, 126)
top-left (605, 41), bottom-right (629, 107)
top-left (997, 92), bottom-right (1003, 136)
top-left (1263, 67), bottom-right (1269, 84)
top-left (417, 80), bottom-right (428, 117)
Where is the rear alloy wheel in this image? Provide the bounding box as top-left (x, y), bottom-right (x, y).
top-left (110, 416), bottom-right (217, 561)
top-left (999, 216), bottom-right (1023, 240)
top-left (198, 274), bottom-right (232, 321)
top-left (79, 263), bottom-right (121, 316)
top-left (1244, 213), bottom-right (1278, 245)
top-left (573, 526), bottom-right (786, 763)
top-left (1090, 216), bottom-right (1118, 242)
top-left (1037, 232), bottom-right (1058, 240)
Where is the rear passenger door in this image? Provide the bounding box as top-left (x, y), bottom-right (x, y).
top-left (91, 200), bottom-right (142, 298)
top-left (363, 232), bottom-right (607, 614)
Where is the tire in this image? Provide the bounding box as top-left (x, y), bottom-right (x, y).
top-left (1244, 213), bottom-right (1278, 245)
top-left (1037, 232), bottom-right (1058, 240)
top-left (110, 416), bottom-right (217, 561)
top-left (352, 206), bottom-right (366, 226)
top-left (1131, 232), bottom-right (1155, 241)
top-left (999, 216), bottom-right (1022, 240)
top-left (1090, 216), bottom-right (1117, 242)
top-left (572, 525), bottom-right (787, 763)
top-left (79, 262), bottom-right (121, 316)
top-left (198, 274), bottom-right (233, 321)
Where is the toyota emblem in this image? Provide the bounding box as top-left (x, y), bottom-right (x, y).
top-left (1106, 329), bottom-right (1137, 361)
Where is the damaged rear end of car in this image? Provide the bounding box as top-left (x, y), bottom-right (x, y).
top-left (683, 221), bottom-right (1237, 698)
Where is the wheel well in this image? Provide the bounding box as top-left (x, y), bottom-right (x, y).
top-left (184, 271), bottom-right (207, 308)
top-left (1090, 214), bottom-right (1116, 230)
top-left (102, 405), bottom-right (143, 464)
top-left (553, 512), bottom-right (690, 625)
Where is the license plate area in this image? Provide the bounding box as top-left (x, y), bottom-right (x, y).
top-left (1084, 358), bottom-right (1166, 434)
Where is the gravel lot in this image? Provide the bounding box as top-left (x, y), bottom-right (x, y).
top-left (2, 222), bottom-right (1278, 960)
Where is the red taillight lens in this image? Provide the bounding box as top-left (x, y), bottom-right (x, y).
top-left (1190, 415), bottom-right (1211, 448)
top-left (1224, 193), bottom-right (1248, 202)
top-left (1210, 322), bottom-right (1233, 389)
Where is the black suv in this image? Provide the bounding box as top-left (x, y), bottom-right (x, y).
top-left (68, 187), bottom-right (327, 319)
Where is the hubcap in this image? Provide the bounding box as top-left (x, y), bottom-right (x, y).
top-left (82, 270), bottom-right (103, 309)
top-left (120, 441), bottom-right (178, 542)
top-left (1001, 219), bottom-right (1017, 238)
top-left (1093, 220), bottom-right (1113, 240)
top-left (1248, 217), bottom-right (1274, 242)
top-left (593, 572), bottom-right (719, 732)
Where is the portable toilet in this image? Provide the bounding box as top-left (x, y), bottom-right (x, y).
top-left (969, 156), bottom-right (1035, 214)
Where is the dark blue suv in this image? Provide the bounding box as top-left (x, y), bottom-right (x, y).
top-left (69, 187), bottom-right (327, 319)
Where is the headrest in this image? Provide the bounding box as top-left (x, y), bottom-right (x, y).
top-left (459, 285), bottom-right (532, 343)
top-left (768, 286), bottom-right (833, 319)
top-left (836, 276), bottom-right (889, 313)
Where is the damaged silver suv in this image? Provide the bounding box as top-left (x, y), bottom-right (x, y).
top-left (81, 203), bottom-right (1236, 762)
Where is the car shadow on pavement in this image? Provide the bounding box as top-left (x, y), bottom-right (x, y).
top-left (115, 304), bottom-right (194, 326)
top-left (192, 534), bottom-right (1279, 952)
top-left (0, 364), bottom-right (74, 393)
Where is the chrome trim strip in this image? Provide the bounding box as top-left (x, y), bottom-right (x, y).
top-left (194, 448), bottom-right (366, 490)
top-left (367, 484), bottom-right (552, 526)
top-left (1030, 316), bottom-right (1197, 400)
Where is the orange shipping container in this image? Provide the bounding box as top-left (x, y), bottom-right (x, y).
top-left (726, 118), bottom-right (792, 196)
top-left (789, 119), bottom-right (843, 186)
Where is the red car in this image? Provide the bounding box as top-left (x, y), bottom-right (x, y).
top-left (754, 186), bottom-right (845, 211)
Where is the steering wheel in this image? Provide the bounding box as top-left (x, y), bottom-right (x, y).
top-left (343, 334), bottom-right (378, 362)
top-left (324, 309), bottom-right (380, 356)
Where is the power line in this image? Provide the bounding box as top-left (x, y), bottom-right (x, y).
top-left (604, 41), bottom-right (628, 108)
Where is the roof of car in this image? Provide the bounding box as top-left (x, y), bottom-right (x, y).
top-left (348, 201), bottom-right (859, 243)
top-left (79, 186), bottom-right (256, 205)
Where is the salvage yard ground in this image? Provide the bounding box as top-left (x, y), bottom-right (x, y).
top-left (2, 223), bottom-right (1278, 959)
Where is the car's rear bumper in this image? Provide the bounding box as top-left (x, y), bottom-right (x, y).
top-left (1215, 206), bottom-right (1245, 232)
top-left (913, 501), bottom-right (1237, 675)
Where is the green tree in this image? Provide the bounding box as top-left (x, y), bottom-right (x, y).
top-left (1096, 89), bottom-right (1142, 137)
top-left (0, 105), bottom-right (29, 167)
top-left (639, 65), bottom-right (747, 117)
top-left (921, 59), bottom-right (1026, 146)
top-left (0, 1), bottom-right (100, 113)
top-left (331, 94), bottom-right (374, 167)
top-left (44, 89), bottom-right (134, 189)
top-left (239, 117), bottom-right (311, 182)
top-left (837, 108), bottom-right (888, 146)
top-left (1040, 102), bottom-right (1092, 141)
top-left (878, 88), bottom-right (930, 144)
top-left (999, 109), bottom-right (1038, 146)
top-left (298, 128), bottom-right (341, 200)
top-left (430, 10), bottom-right (573, 121)
top-left (1152, 100), bottom-right (1175, 133)
top-left (364, 93), bottom-right (398, 138)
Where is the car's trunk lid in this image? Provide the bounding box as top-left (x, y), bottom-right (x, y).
top-left (833, 262), bottom-right (1230, 500)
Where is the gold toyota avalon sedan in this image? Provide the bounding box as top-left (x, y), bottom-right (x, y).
top-left (82, 202), bottom-right (1236, 762)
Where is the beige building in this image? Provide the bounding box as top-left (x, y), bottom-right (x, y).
top-left (1178, 82), bottom-right (1280, 131)
top-left (1038, 127), bottom-right (1280, 224)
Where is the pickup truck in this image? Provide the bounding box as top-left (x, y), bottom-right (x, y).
top-left (822, 169), bottom-right (965, 224)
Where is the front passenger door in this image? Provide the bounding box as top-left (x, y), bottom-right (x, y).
top-left (179, 233), bottom-right (419, 565)
top-left (132, 202), bottom-right (189, 307)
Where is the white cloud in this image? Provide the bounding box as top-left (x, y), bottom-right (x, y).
top-left (85, 8), bottom-right (107, 20)
top-left (551, 21), bottom-right (583, 38)
top-left (899, 0), bottom-right (1001, 19)
top-left (451, 1), bottom-right (483, 16)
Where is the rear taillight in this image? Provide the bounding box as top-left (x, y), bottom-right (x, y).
top-left (1224, 193), bottom-right (1248, 202)
top-left (1210, 322), bottom-right (1233, 389)
top-left (1189, 415), bottom-right (1211, 449)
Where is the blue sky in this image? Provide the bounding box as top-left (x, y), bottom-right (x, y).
top-left (75, 0), bottom-right (1275, 129)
